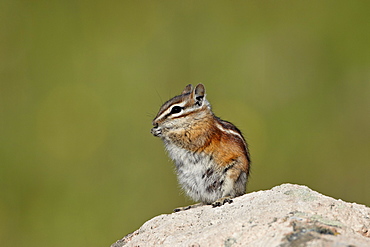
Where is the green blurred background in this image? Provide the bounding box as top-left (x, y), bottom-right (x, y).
top-left (1, 1), bottom-right (369, 246)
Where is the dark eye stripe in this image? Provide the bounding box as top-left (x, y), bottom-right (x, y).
top-left (163, 105), bottom-right (184, 119)
top-left (170, 106), bottom-right (183, 114)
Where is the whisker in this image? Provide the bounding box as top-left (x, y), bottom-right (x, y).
top-left (146, 112), bottom-right (155, 118)
top-left (155, 89), bottom-right (163, 105)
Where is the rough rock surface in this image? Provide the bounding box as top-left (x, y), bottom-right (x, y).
top-left (111, 184), bottom-right (370, 247)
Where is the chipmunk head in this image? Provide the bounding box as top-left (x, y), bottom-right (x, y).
top-left (151, 83), bottom-right (211, 137)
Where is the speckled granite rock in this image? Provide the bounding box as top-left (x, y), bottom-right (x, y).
top-left (111, 184), bottom-right (370, 247)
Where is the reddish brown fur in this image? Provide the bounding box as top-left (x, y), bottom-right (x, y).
top-left (166, 111), bottom-right (250, 181)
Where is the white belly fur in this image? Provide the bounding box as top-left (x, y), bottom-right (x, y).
top-left (164, 142), bottom-right (227, 203)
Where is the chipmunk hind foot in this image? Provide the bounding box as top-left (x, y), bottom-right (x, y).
top-left (173, 196), bottom-right (234, 212)
top-left (211, 196), bottom-right (234, 207)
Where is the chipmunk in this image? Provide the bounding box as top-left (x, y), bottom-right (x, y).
top-left (151, 84), bottom-right (250, 212)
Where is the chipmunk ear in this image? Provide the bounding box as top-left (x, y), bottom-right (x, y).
top-left (182, 84), bottom-right (193, 94)
top-left (193, 84), bottom-right (205, 106)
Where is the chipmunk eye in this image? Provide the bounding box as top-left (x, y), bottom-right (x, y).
top-left (170, 106), bottom-right (183, 114)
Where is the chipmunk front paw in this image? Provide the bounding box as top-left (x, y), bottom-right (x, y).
top-left (150, 126), bottom-right (162, 137)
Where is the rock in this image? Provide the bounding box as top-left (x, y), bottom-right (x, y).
top-left (111, 184), bottom-right (370, 247)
